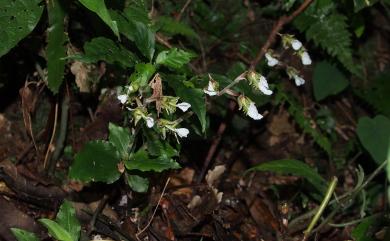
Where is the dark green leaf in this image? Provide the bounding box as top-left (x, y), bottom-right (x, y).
top-left (351, 215), bottom-right (380, 241)
top-left (156, 48), bottom-right (196, 69)
top-left (39, 219), bottom-right (73, 241)
top-left (129, 63), bottom-right (156, 88)
top-left (69, 37), bottom-right (137, 68)
top-left (109, 123), bottom-right (132, 159)
top-left (353, 0), bottom-right (379, 12)
top-left (156, 16), bottom-right (197, 38)
top-left (56, 201), bottom-right (80, 241)
top-left (133, 21), bottom-right (155, 60)
top-left (126, 174), bottom-right (149, 193)
top-left (78, 0), bottom-right (119, 38)
top-left (313, 61), bottom-right (349, 101)
top-left (123, 4), bottom-right (150, 25)
top-left (357, 115), bottom-right (390, 164)
top-left (69, 140), bottom-right (121, 184)
top-left (168, 78), bottom-right (207, 132)
top-left (247, 159), bottom-right (327, 193)
top-left (0, 0), bottom-right (44, 57)
top-left (125, 149), bottom-right (180, 172)
top-left (11, 228), bottom-right (40, 241)
top-left (47, 0), bottom-right (67, 94)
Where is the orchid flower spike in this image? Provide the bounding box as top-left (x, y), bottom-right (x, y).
top-left (246, 71), bottom-right (273, 95)
top-left (265, 52), bottom-right (279, 67)
top-left (176, 102), bottom-right (191, 112)
top-left (117, 94), bottom-right (128, 104)
top-left (238, 95), bottom-right (263, 120)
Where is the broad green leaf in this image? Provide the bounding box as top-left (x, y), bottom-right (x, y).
top-left (69, 37), bottom-right (137, 68)
top-left (0, 0), bottom-right (44, 57)
top-left (168, 78), bottom-right (207, 132)
top-left (56, 201), bottom-right (80, 241)
top-left (69, 140), bottom-right (121, 184)
top-left (351, 215), bottom-right (380, 241)
top-left (109, 123), bottom-right (132, 158)
top-left (357, 115), bottom-right (390, 164)
top-left (11, 228), bottom-right (40, 241)
top-left (39, 219), bottom-right (73, 241)
top-left (313, 61), bottom-right (349, 101)
top-left (353, 0), bottom-right (379, 12)
top-left (129, 63), bottom-right (156, 88)
top-left (78, 0), bottom-right (119, 38)
top-left (133, 21), bottom-right (155, 61)
top-left (123, 4), bottom-right (150, 25)
top-left (247, 159), bottom-right (327, 193)
top-left (125, 149), bottom-right (180, 172)
top-left (127, 174), bottom-right (149, 193)
top-left (156, 48), bottom-right (195, 69)
top-left (47, 0), bottom-right (67, 94)
top-left (144, 129), bottom-right (178, 158)
top-left (156, 16), bottom-right (197, 38)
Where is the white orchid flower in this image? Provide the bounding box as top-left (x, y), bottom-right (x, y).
top-left (174, 128), bottom-right (189, 138)
top-left (117, 94), bottom-right (128, 104)
top-left (204, 80), bottom-right (218, 96)
top-left (144, 116), bottom-right (155, 128)
top-left (176, 102), bottom-right (191, 112)
top-left (293, 74), bottom-right (305, 86)
top-left (300, 51), bottom-right (312, 65)
top-left (258, 75), bottom-right (273, 95)
top-left (291, 39), bottom-right (303, 50)
top-left (247, 102), bottom-right (263, 120)
top-left (265, 52), bottom-right (279, 67)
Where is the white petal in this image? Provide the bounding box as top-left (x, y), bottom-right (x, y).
top-left (291, 39), bottom-right (303, 50)
top-left (265, 53), bottom-right (279, 67)
top-left (293, 75), bottom-right (305, 86)
top-left (258, 76), bottom-right (273, 95)
top-left (145, 117), bottom-right (155, 128)
top-left (175, 128), bottom-right (189, 138)
top-left (204, 81), bottom-right (218, 96)
top-left (204, 89), bottom-right (218, 96)
top-left (117, 94), bottom-right (128, 104)
top-left (247, 102), bottom-right (263, 120)
top-left (301, 51), bottom-right (312, 65)
top-left (176, 102), bottom-right (191, 112)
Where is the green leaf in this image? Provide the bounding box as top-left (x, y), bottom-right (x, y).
top-left (125, 149), bottom-right (180, 172)
top-left (357, 115), bottom-right (390, 164)
top-left (168, 78), bottom-right (207, 132)
top-left (353, 0), bottom-right (379, 12)
top-left (123, 3), bottom-right (150, 25)
top-left (247, 159), bottom-right (327, 193)
top-left (39, 219), bottom-right (73, 241)
top-left (56, 201), bottom-right (80, 241)
top-left (69, 140), bottom-right (121, 184)
top-left (47, 0), bottom-right (67, 94)
top-left (129, 63), bottom-right (156, 88)
top-left (126, 174), bottom-right (149, 193)
top-left (156, 48), bottom-right (195, 69)
top-left (0, 0), bottom-right (44, 57)
top-left (313, 61), bottom-right (349, 101)
top-left (156, 16), bottom-right (197, 38)
top-left (78, 0), bottom-right (119, 38)
top-left (351, 215), bottom-right (380, 241)
top-left (11, 228), bottom-right (40, 241)
top-left (69, 37), bottom-right (137, 68)
top-left (133, 21), bottom-right (155, 60)
top-left (109, 123), bottom-right (132, 159)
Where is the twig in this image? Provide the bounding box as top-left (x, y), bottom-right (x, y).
top-left (217, 72), bottom-right (247, 96)
top-left (175, 0), bottom-right (193, 21)
top-left (136, 177), bottom-right (171, 240)
top-left (87, 194), bottom-right (110, 236)
top-left (43, 101), bottom-right (59, 169)
top-left (250, 0), bottom-right (313, 70)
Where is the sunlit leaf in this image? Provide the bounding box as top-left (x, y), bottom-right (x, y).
top-left (129, 63), bottom-right (156, 88)
top-left (11, 228), bottom-right (40, 241)
top-left (156, 48), bottom-right (196, 69)
top-left (125, 149), bottom-right (180, 172)
top-left (39, 219), bottom-right (73, 241)
top-left (126, 174), bottom-right (149, 193)
top-left (56, 201), bottom-right (80, 241)
top-left (109, 123), bottom-right (132, 158)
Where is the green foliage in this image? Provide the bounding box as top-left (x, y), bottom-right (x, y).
top-left (125, 149), bottom-right (180, 172)
top-left (78, 0), bottom-right (119, 38)
top-left (313, 61), bottom-right (349, 101)
top-left (0, 0), bottom-right (44, 57)
top-left (11, 228), bottom-right (40, 241)
top-left (155, 16), bottom-right (197, 38)
top-left (127, 174), bottom-right (149, 193)
top-left (247, 159), bottom-right (327, 193)
top-left (351, 215), bottom-right (380, 241)
top-left (156, 48), bottom-right (196, 69)
top-left (133, 21), bottom-right (155, 61)
top-left (353, 0), bottom-right (379, 12)
top-left (129, 63), bottom-right (156, 88)
top-left (294, 0), bottom-right (361, 75)
top-left (54, 201), bottom-right (81, 241)
top-left (69, 140), bottom-right (121, 183)
top-left (109, 122), bottom-right (132, 158)
top-left (276, 89), bottom-right (332, 156)
top-left (47, 0), bottom-right (67, 94)
top-left (69, 37), bottom-right (138, 68)
top-left (39, 219), bottom-right (74, 241)
top-left (357, 115), bottom-right (390, 164)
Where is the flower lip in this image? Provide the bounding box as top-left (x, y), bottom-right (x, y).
top-left (258, 76), bottom-right (273, 95)
top-left (175, 128), bottom-right (189, 138)
top-left (291, 39), bottom-right (303, 50)
top-left (145, 116), bottom-right (155, 128)
top-left (265, 53), bottom-right (279, 67)
top-left (247, 102), bottom-right (263, 120)
top-left (117, 94), bottom-right (128, 104)
top-left (176, 102), bottom-right (191, 112)
top-left (293, 74), bottom-right (305, 86)
top-left (301, 51), bottom-right (312, 65)
top-left (204, 81), bottom-right (218, 96)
